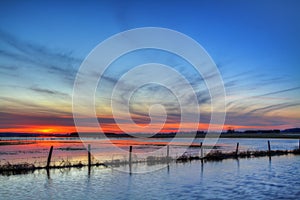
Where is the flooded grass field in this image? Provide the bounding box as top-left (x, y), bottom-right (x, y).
top-left (0, 137), bottom-right (299, 167)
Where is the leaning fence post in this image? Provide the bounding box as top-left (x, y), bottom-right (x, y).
top-left (200, 142), bottom-right (203, 159)
top-left (267, 140), bottom-right (271, 156)
top-left (129, 146), bottom-right (132, 164)
top-left (46, 146), bottom-right (53, 169)
top-left (88, 144), bottom-right (91, 167)
top-left (235, 142), bottom-right (239, 157)
top-left (167, 145), bottom-right (170, 159)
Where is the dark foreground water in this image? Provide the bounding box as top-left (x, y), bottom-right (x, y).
top-left (1, 155), bottom-right (299, 200)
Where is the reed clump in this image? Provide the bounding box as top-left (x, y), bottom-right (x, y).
top-left (0, 162), bottom-right (35, 175)
top-left (176, 148), bottom-right (299, 162)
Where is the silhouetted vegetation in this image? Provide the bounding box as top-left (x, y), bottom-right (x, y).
top-left (176, 148), bottom-right (300, 162)
top-left (0, 128), bottom-right (299, 138)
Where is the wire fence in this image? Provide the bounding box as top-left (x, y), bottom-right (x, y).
top-left (1, 139), bottom-right (300, 171)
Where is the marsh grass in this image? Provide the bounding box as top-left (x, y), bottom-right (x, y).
top-left (1, 147), bottom-right (299, 176)
top-left (176, 148), bottom-right (300, 162)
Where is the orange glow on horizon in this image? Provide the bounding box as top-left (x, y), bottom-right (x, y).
top-left (0, 125), bottom-right (76, 134)
top-left (0, 122), bottom-right (295, 134)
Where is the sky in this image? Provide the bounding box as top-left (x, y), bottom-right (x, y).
top-left (0, 0), bottom-right (300, 134)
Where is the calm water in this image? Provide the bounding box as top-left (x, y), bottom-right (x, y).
top-left (0, 155), bottom-right (299, 199)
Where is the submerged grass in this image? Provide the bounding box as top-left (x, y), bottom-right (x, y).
top-left (1, 148), bottom-right (299, 176)
top-left (176, 148), bottom-right (300, 162)
top-left (0, 162), bottom-right (35, 176)
top-left (0, 160), bottom-right (107, 176)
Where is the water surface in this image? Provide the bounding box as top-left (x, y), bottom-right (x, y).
top-left (1, 155), bottom-right (299, 199)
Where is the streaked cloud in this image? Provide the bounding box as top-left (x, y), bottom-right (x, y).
top-left (0, 1), bottom-right (299, 133)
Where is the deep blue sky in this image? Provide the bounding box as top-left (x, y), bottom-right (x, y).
top-left (0, 0), bottom-right (299, 133)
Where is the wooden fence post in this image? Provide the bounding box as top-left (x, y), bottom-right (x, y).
top-left (167, 145), bottom-right (169, 158)
top-left (129, 146), bottom-right (132, 164)
top-left (235, 142), bottom-right (239, 157)
top-left (129, 146), bottom-right (132, 175)
top-left (46, 146), bottom-right (53, 169)
top-left (88, 144), bottom-right (91, 167)
top-left (268, 140), bottom-right (271, 156)
top-left (200, 142), bottom-right (203, 159)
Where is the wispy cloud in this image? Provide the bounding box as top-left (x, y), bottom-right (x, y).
top-left (225, 111), bottom-right (299, 128)
top-left (29, 86), bottom-right (69, 97)
top-left (0, 96), bottom-right (71, 116)
top-left (258, 86), bottom-right (300, 97)
top-left (247, 103), bottom-right (300, 115)
top-left (0, 112), bottom-right (74, 128)
top-left (0, 29), bottom-right (81, 86)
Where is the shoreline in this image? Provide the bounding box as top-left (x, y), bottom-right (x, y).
top-left (1, 133), bottom-right (300, 139)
